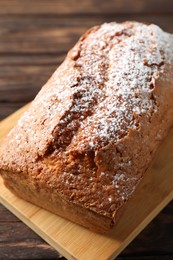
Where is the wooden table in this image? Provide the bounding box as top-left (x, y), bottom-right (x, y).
top-left (0, 1), bottom-right (173, 259)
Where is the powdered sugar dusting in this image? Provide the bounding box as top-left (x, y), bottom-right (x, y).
top-left (1, 21), bottom-right (173, 220)
top-left (7, 22), bottom-right (173, 158)
top-left (68, 22), bottom-right (173, 151)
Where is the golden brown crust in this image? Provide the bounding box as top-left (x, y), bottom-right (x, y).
top-left (0, 21), bottom-right (173, 232)
top-left (1, 170), bottom-right (113, 232)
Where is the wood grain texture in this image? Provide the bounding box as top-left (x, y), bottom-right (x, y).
top-left (0, 65), bottom-right (55, 104)
top-left (0, 0), bottom-right (173, 259)
top-left (0, 107), bottom-right (173, 260)
top-left (1, 203), bottom-right (173, 260)
top-left (0, 16), bottom-right (173, 55)
top-left (0, 0), bottom-right (172, 14)
top-left (0, 205), bottom-right (63, 259)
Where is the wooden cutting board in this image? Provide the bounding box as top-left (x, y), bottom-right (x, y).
top-left (0, 104), bottom-right (173, 260)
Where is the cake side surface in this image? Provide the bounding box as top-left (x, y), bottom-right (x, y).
top-left (0, 21), bottom-right (173, 232)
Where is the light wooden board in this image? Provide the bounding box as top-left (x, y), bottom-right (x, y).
top-left (0, 105), bottom-right (173, 260)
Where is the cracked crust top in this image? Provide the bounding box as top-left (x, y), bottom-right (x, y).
top-left (0, 21), bottom-right (173, 223)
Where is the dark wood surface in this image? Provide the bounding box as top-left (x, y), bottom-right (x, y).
top-left (0, 0), bottom-right (173, 259)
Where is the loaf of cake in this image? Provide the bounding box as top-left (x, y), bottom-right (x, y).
top-left (0, 22), bottom-right (173, 232)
